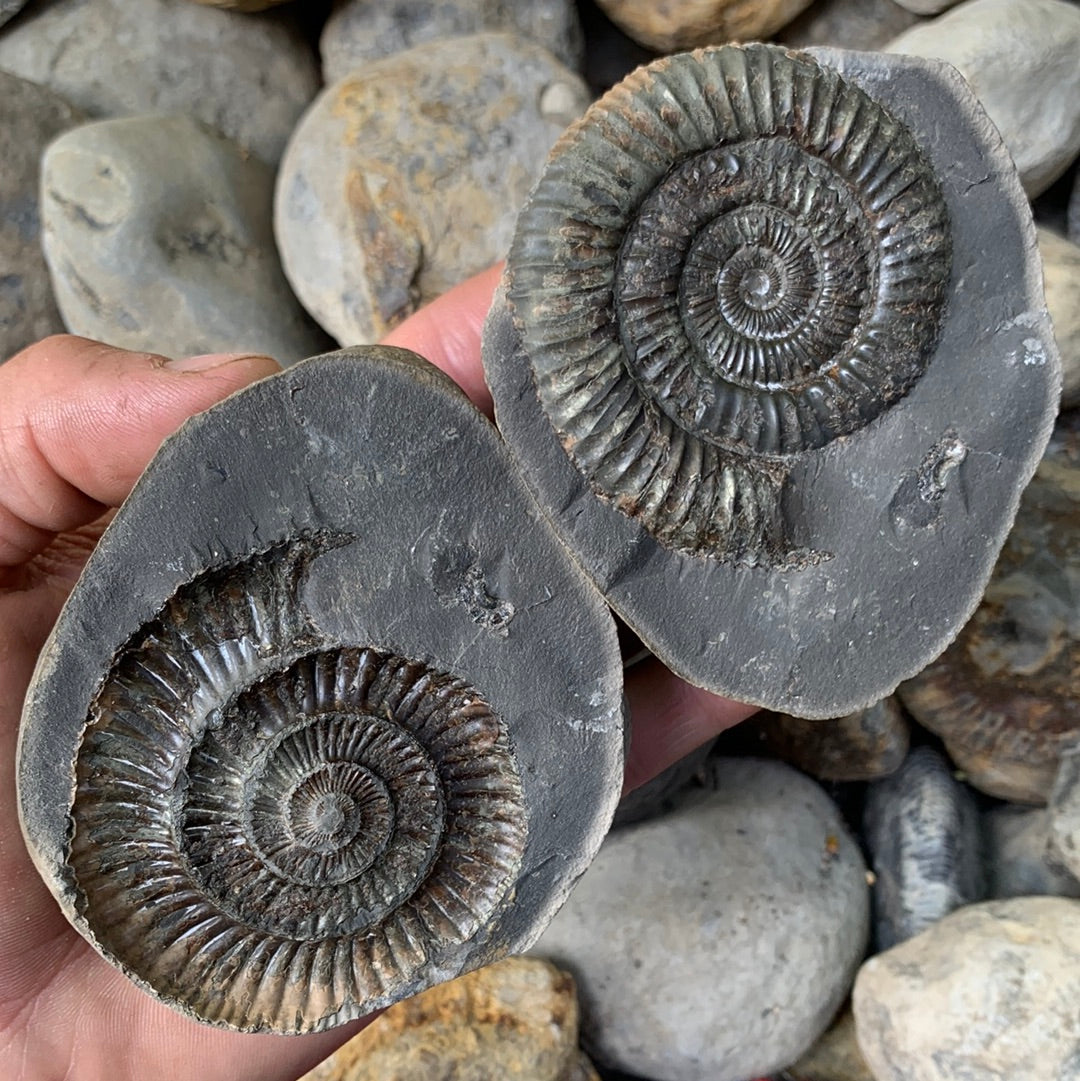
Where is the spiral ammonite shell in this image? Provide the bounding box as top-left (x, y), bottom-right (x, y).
top-left (69, 541), bottom-right (526, 1030)
top-left (484, 46), bottom-right (1060, 716)
top-left (18, 347), bottom-right (626, 1031)
top-left (507, 43), bottom-right (951, 564)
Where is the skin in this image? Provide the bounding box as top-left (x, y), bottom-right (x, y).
top-left (0, 268), bottom-right (754, 1081)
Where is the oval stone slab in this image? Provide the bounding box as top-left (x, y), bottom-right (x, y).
top-left (483, 45), bottom-right (1060, 717)
top-left (17, 347), bottom-right (626, 1033)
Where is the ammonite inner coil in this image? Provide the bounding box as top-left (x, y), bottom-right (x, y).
top-left (483, 43), bottom-right (1060, 716)
top-left (18, 347), bottom-right (626, 1032)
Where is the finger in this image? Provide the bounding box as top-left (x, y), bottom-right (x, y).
top-left (382, 264), bottom-right (502, 415)
top-left (0, 336), bottom-right (279, 569)
top-left (623, 659), bottom-right (758, 793)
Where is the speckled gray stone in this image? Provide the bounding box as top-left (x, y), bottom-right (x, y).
top-left (275, 33), bottom-right (589, 345)
top-left (40, 116), bottom-right (329, 364)
top-left (983, 805), bottom-right (1080, 900)
top-left (1040, 226), bottom-right (1080, 409)
top-left (319, 0), bottom-right (584, 83)
top-left (864, 745), bottom-right (984, 950)
top-left (533, 758), bottom-right (870, 1081)
top-left (484, 45), bottom-right (1060, 717)
top-left (18, 347), bottom-right (626, 1033)
top-left (0, 71), bottom-right (82, 363)
top-left (853, 897), bottom-right (1080, 1081)
top-left (0, 0), bottom-right (318, 164)
top-left (778, 0), bottom-right (923, 51)
top-left (886, 0), bottom-right (1080, 197)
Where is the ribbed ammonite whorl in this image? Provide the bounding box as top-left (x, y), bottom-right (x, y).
top-left (69, 541), bottom-right (526, 1030)
top-left (18, 347), bottom-right (626, 1032)
top-left (485, 46), bottom-right (1060, 717)
top-left (506, 43), bottom-right (951, 564)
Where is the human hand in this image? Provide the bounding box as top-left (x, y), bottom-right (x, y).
top-left (0, 270), bottom-right (753, 1081)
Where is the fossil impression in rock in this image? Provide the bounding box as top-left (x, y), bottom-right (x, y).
top-left (484, 43), bottom-right (1061, 717)
top-left (17, 347), bottom-right (625, 1033)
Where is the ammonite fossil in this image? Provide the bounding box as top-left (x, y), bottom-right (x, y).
top-left (483, 43), bottom-right (1061, 717)
top-left (18, 347), bottom-right (626, 1033)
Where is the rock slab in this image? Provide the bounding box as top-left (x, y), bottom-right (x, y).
top-left (854, 897), bottom-right (1080, 1081)
top-left (0, 71), bottom-right (82, 363)
top-left (301, 957), bottom-right (599, 1081)
top-left (276, 33), bottom-right (589, 345)
top-left (40, 115), bottom-right (329, 364)
top-left (886, 0), bottom-right (1080, 196)
top-left (0, 0), bottom-right (318, 164)
top-left (18, 347), bottom-right (626, 1032)
top-left (534, 758), bottom-right (870, 1081)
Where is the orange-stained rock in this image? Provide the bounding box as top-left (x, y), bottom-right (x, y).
top-left (302, 957), bottom-right (598, 1081)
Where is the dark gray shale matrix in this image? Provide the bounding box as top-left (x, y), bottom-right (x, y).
top-left (484, 42), bottom-right (1062, 718)
top-left (17, 347), bottom-right (626, 1034)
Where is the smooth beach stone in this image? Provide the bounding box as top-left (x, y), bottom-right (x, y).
top-left (863, 745), bottom-right (983, 950)
top-left (592, 0), bottom-right (815, 50)
top-left (983, 805), bottom-right (1080, 900)
top-left (1047, 753), bottom-right (1080, 883)
top-left (886, 0), bottom-right (1080, 197)
top-left (275, 33), bottom-right (589, 346)
top-left (301, 957), bottom-right (599, 1081)
top-left (533, 758), bottom-right (870, 1081)
top-left (891, 0), bottom-right (960, 13)
top-left (1069, 172), bottom-right (1080, 244)
top-left (0, 71), bottom-right (82, 363)
top-left (900, 414), bottom-right (1080, 804)
top-left (751, 697), bottom-right (910, 782)
top-left (853, 897), bottom-right (1080, 1081)
top-left (485, 44), bottom-right (1059, 717)
top-left (320, 0), bottom-right (583, 84)
top-left (0, 0), bottom-right (318, 165)
top-left (17, 347), bottom-right (626, 1033)
top-left (778, 0), bottom-right (923, 52)
top-left (40, 116), bottom-right (329, 364)
top-left (1040, 226), bottom-right (1080, 408)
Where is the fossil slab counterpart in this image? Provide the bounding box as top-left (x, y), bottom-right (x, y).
top-left (483, 43), bottom-right (1061, 717)
top-left (17, 347), bottom-right (626, 1033)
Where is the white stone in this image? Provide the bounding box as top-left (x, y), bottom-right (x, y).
top-left (886, 0), bottom-right (1080, 196)
top-left (0, 0), bottom-right (318, 164)
top-left (854, 897), bottom-right (1080, 1081)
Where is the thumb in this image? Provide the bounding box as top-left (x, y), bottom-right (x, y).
top-left (0, 336), bottom-right (279, 568)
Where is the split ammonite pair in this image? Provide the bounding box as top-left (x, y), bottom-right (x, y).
top-left (17, 43), bottom-right (1060, 1032)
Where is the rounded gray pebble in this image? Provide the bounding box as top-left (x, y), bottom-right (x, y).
top-left (534, 757), bottom-right (870, 1081)
top-left (0, 0), bottom-right (318, 165)
top-left (983, 804), bottom-right (1080, 900)
top-left (886, 0), bottom-right (1080, 196)
top-left (0, 71), bottom-right (83, 363)
top-left (40, 115), bottom-right (329, 364)
top-left (864, 745), bottom-right (984, 950)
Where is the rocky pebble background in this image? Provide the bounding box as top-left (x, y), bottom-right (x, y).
top-left (2, 1), bottom-right (1079, 1079)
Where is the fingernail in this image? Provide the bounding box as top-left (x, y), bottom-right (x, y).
top-left (165, 352), bottom-right (275, 372)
